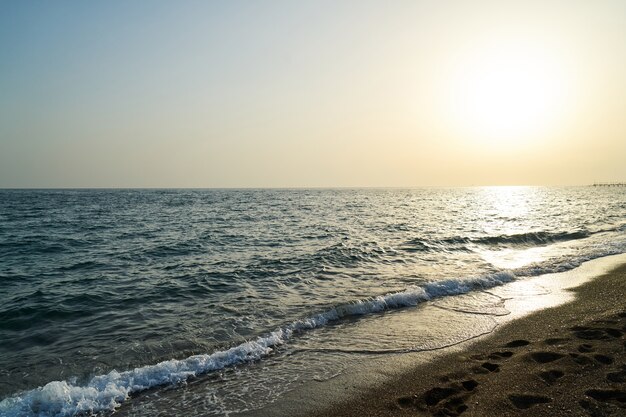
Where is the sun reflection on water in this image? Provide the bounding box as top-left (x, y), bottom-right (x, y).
top-left (476, 186), bottom-right (533, 235)
top-left (478, 247), bottom-right (547, 270)
top-left (472, 186), bottom-right (549, 269)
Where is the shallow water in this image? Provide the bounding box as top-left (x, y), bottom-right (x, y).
top-left (1, 187), bottom-right (625, 416)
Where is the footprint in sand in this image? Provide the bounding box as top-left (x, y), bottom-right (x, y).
top-left (571, 325), bottom-right (623, 340)
top-left (569, 353), bottom-right (594, 366)
top-left (470, 351), bottom-right (511, 374)
top-left (607, 366), bottom-right (626, 383)
top-left (593, 354), bottom-right (614, 365)
top-left (605, 328), bottom-right (623, 338)
top-left (488, 351), bottom-right (514, 359)
top-left (585, 389), bottom-right (626, 407)
top-left (396, 396), bottom-right (415, 408)
top-left (397, 386), bottom-right (458, 408)
top-left (529, 351), bottom-right (565, 364)
top-left (422, 386), bottom-right (462, 406)
top-left (461, 379), bottom-right (479, 391)
top-left (539, 369), bottom-right (564, 384)
top-left (422, 386), bottom-right (470, 416)
top-left (504, 339), bottom-right (530, 348)
top-left (571, 327), bottom-right (608, 340)
top-left (397, 379), bottom-right (480, 415)
top-left (544, 337), bottom-right (570, 345)
top-left (479, 362), bottom-right (500, 372)
top-left (438, 370), bottom-right (469, 383)
top-left (508, 393), bottom-right (552, 409)
top-left (471, 350), bottom-right (514, 362)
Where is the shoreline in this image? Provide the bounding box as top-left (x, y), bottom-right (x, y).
top-left (314, 262), bottom-right (626, 416)
top-left (240, 255), bottom-right (626, 417)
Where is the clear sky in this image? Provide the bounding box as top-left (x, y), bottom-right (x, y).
top-left (1, 0), bottom-right (625, 187)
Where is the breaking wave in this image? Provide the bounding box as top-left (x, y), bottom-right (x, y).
top-left (0, 271), bottom-right (517, 417)
top-left (4, 240), bottom-right (626, 417)
top-left (403, 229), bottom-right (597, 253)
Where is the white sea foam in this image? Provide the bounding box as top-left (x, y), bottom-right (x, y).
top-left (0, 270), bottom-right (519, 417)
top-left (2, 245), bottom-right (625, 417)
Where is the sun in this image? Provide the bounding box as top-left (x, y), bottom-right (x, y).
top-left (441, 38), bottom-right (573, 148)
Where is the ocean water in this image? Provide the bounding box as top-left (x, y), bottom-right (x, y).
top-left (0, 187), bottom-right (625, 416)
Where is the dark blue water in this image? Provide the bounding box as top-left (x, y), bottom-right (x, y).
top-left (1, 187), bottom-right (625, 416)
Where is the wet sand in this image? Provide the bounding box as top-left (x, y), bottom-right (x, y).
top-left (311, 263), bottom-right (626, 417)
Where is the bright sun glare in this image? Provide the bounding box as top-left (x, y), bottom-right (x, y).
top-left (442, 38), bottom-right (573, 148)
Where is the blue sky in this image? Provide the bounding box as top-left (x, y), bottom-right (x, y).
top-left (2, 1), bottom-right (625, 187)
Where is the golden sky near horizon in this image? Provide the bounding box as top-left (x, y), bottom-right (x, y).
top-left (1, 1), bottom-right (625, 187)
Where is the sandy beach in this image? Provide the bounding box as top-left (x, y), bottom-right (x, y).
top-left (307, 263), bottom-right (626, 417)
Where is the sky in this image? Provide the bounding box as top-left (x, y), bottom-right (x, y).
top-left (1, 0), bottom-right (625, 188)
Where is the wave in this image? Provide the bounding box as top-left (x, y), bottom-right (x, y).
top-left (0, 271), bottom-right (516, 417)
top-left (470, 230), bottom-right (591, 246)
top-left (401, 238), bottom-right (435, 252)
top-left (2, 244), bottom-right (626, 417)
top-left (473, 223), bottom-right (626, 248)
top-left (403, 229), bottom-right (594, 253)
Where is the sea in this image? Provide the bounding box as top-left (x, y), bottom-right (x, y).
top-left (0, 187), bottom-right (625, 417)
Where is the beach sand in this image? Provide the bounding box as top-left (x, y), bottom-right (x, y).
top-left (307, 263), bottom-right (626, 417)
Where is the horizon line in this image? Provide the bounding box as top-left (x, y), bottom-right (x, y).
top-left (0, 184), bottom-right (598, 190)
